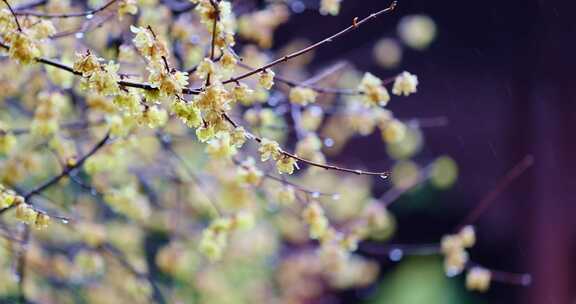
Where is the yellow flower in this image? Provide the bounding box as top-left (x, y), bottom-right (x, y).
top-left (237, 158), bottom-right (263, 186)
top-left (398, 15), bottom-right (437, 50)
top-left (230, 127), bottom-right (247, 148)
top-left (381, 119), bottom-right (406, 143)
top-left (289, 87), bottom-right (317, 106)
top-left (171, 100), bottom-right (202, 128)
top-left (35, 213), bottom-right (51, 230)
top-left (320, 0), bottom-right (342, 16)
top-left (277, 186), bottom-right (296, 205)
top-left (140, 106), bottom-right (168, 128)
top-left (195, 58), bottom-right (218, 80)
top-left (108, 114), bottom-right (136, 137)
top-left (233, 83), bottom-right (254, 104)
top-left (258, 138), bottom-right (281, 161)
top-left (220, 50), bottom-right (237, 72)
top-left (149, 69), bottom-right (189, 98)
top-left (392, 71), bottom-right (419, 96)
top-left (9, 32), bottom-right (41, 65)
top-left (73, 51), bottom-right (101, 76)
top-left (441, 234), bottom-right (463, 255)
top-left (233, 211), bottom-right (255, 230)
top-left (444, 249), bottom-right (468, 275)
top-left (88, 61), bottom-right (121, 96)
top-left (0, 189), bottom-right (16, 208)
top-left (199, 229), bottom-right (227, 262)
top-left (196, 125), bottom-right (215, 142)
top-left (0, 132), bottom-right (16, 154)
top-left (466, 267), bottom-right (492, 292)
top-left (31, 20), bottom-right (56, 40)
top-left (77, 223), bottom-right (107, 247)
top-left (359, 73), bottom-right (390, 107)
top-left (458, 225), bottom-right (476, 248)
top-left (195, 81), bottom-right (231, 112)
top-left (206, 132), bottom-right (237, 160)
top-left (302, 202), bottom-right (329, 239)
top-left (130, 25), bottom-right (168, 60)
top-left (118, 0), bottom-right (138, 19)
top-left (276, 155), bottom-right (297, 175)
top-left (16, 203), bottom-right (37, 224)
top-left (0, 9), bottom-right (15, 34)
top-left (258, 69), bottom-right (275, 90)
top-left (113, 91), bottom-right (142, 113)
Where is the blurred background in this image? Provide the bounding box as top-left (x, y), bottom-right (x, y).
top-left (273, 0), bottom-right (576, 303)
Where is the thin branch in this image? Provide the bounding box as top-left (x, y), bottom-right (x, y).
top-left (50, 14), bottom-right (113, 39)
top-left (23, 132), bottom-right (111, 200)
top-left (218, 1), bottom-right (397, 85)
top-left (380, 163), bottom-right (434, 207)
top-left (237, 61), bottom-right (360, 95)
top-left (205, 0), bottom-right (220, 87)
top-left (232, 158), bottom-right (338, 198)
top-left (2, 0), bottom-right (22, 31)
top-left (222, 113), bottom-right (390, 177)
top-left (0, 119), bottom-right (105, 136)
top-left (157, 133), bottom-right (223, 217)
top-left (14, 0), bottom-right (46, 11)
top-left (14, 0), bottom-right (119, 18)
top-left (488, 268), bottom-right (532, 286)
top-left (455, 155), bottom-right (534, 231)
top-left (99, 243), bottom-right (166, 304)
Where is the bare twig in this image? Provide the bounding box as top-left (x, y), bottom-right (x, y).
top-left (2, 0), bottom-right (22, 31)
top-left (218, 2), bottom-right (397, 86)
top-left (455, 155), bottom-right (534, 231)
top-left (222, 113), bottom-right (390, 177)
top-left (14, 0), bottom-right (119, 18)
top-left (100, 243), bottom-right (166, 304)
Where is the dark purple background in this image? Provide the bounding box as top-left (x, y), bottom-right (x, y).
top-left (275, 0), bottom-right (576, 303)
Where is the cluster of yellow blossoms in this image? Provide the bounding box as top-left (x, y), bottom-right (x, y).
top-left (199, 211), bottom-right (255, 261)
top-left (320, 0), bottom-right (343, 16)
top-left (258, 138), bottom-right (298, 175)
top-left (289, 86), bottom-right (318, 106)
top-left (441, 225), bottom-right (492, 292)
top-left (1, 185), bottom-right (50, 229)
top-left (441, 225), bottom-right (475, 275)
top-left (30, 92), bottom-right (68, 136)
top-left (358, 71), bottom-right (418, 107)
top-left (192, 0), bottom-right (236, 48)
top-left (0, 9), bottom-right (55, 64)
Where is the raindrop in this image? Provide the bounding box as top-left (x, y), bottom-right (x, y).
top-left (324, 138), bottom-right (334, 147)
top-left (75, 32), bottom-right (84, 39)
top-left (61, 219), bottom-right (69, 224)
top-left (86, 14), bottom-right (94, 20)
top-left (388, 248), bottom-right (404, 262)
top-left (380, 174), bottom-right (389, 180)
